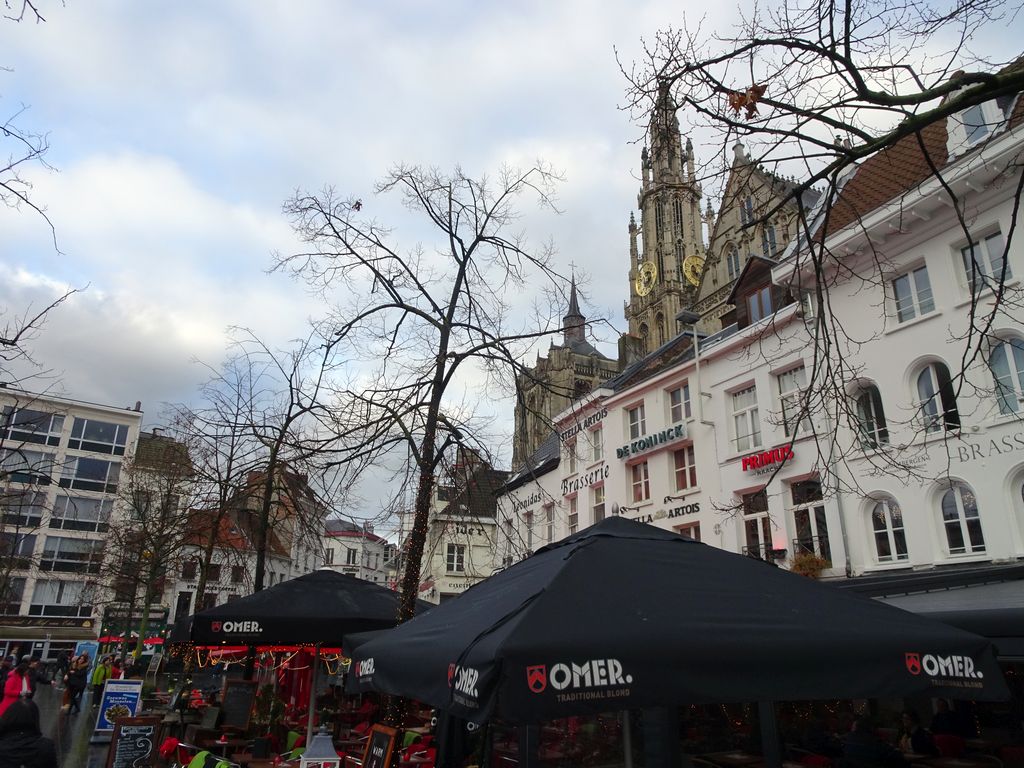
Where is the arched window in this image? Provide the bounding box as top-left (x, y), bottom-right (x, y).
top-left (727, 245), bottom-right (741, 280)
top-left (761, 225), bottom-right (778, 258)
top-left (870, 498), bottom-right (907, 562)
top-left (916, 362), bottom-right (960, 432)
top-left (988, 337), bottom-right (1024, 415)
top-left (655, 313), bottom-right (666, 346)
top-left (854, 385), bottom-right (889, 448)
top-left (673, 198), bottom-right (684, 234)
top-left (940, 482), bottom-right (985, 555)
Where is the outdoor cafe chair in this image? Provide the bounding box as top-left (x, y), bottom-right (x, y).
top-left (935, 734), bottom-right (967, 758)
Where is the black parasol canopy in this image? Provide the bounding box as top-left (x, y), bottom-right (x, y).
top-left (171, 568), bottom-right (425, 646)
top-left (347, 516), bottom-right (1008, 724)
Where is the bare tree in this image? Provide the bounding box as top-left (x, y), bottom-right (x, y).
top-left (622, 0), bottom-right (1024, 494)
top-left (2, 0), bottom-right (57, 240)
top-left (274, 163), bottom-right (577, 630)
top-left (105, 425), bottom-right (199, 659)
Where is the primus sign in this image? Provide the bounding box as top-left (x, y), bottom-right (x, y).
top-left (617, 424), bottom-right (686, 460)
top-left (741, 445), bottom-right (794, 473)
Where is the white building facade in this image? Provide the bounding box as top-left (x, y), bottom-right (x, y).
top-left (322, 519), bottom-right (390, 584)
top-left (0, 388), bottom-right (144, 660)
top-left (500, 94), bottom-right (1024, 583)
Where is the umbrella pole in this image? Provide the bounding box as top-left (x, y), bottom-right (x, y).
top-left (622, 711), bottom-right (633, 768)
top-left (306, 644), bottom-right (321, 749)
top-left (758, 701), bottom-right (781, 768)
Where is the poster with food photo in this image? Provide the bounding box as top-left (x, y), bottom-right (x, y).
top-left (94, 680), bottom-right (144, 732)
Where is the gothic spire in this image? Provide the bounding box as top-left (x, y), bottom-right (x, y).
top-left (563, 272), bottom-right (585, 346)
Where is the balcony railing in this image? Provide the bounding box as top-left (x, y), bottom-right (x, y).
top-left (791, 536), bottom-right (833, 564)
top-left (742, 544), bottom-right (787, 562)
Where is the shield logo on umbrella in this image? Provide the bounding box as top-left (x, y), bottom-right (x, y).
top-left (526, 665), bottom-right (547, 694)
top-left (211, 621), bottom-right (222, 633)
top-left (448, 663), bottom-right (456, 687)
top-left (905, 652), bottom-right (921, 675)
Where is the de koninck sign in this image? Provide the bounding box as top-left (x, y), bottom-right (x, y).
top-left (616, 424), bottom-right (686, 460)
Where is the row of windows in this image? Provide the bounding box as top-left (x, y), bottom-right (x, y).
top-left (0, 533), bottom-right (107, 574)
top-left (1, 577), bottom-right (95, 618)
top-left (2, 408), bottom-right (131, 456)
top-left (0, 449), bottom-right (121, 493)
top-left (737, 479), bottom-right (991, 568)
top-left (854, 345), bottom-right (1024, 451)
top-left (1, 492), bottom-right (113, 533)
top-left (889, 229), bottom-right (1010, 324)
top-left (727, 341), bottom-right (1022, 455)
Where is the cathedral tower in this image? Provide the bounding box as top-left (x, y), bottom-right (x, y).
top-left (511, 277), bottom-right (618, 469)
top-left (624, 82), bottom-right (706, 354)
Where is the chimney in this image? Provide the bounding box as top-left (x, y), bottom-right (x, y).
top-left (134, 401), bottom-right (142, 412)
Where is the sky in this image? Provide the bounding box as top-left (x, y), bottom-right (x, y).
top-left (0, 1), bottom-right (697, 441)
top-left (2, 1), bottom-right (1020, 523)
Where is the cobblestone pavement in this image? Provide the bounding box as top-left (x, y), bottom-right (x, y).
top-left (34, 683), bottom-right (110, 768)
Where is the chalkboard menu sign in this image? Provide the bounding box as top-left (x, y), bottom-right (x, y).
top-left (105, 716), bottom-right (161, 768)
top-left (220, 679), bottom-right (258, 731)
top-left (361, 725), bottom-right (398, 768)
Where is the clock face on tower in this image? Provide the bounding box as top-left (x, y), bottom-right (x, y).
top-left (682, 255), bottom-right (705, 287)
top-left (635, 261), bottom-right (658, 297)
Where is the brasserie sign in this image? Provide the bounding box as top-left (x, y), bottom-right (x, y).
top-left (616, 424), bottom-right (686, 460)
top-left (562, 465), bottom-right (610, 496)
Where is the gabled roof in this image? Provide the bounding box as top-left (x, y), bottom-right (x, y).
top-left (725, 254), bottom-right (778, 305)
top-left (439, 464), bottom-right (510, 519)
top-left (825, 78), bottom-right (1023, 236)
top-left (325, 518), bottom-right (387, 544)
top-left (502, 431), bottom-right (560, 494)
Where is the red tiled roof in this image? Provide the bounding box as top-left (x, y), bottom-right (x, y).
top-left (826, 67), bottom-right (1024, 237)
top-left (825, 119), bottom-right (949, 235)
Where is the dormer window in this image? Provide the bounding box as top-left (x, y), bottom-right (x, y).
top-left (962, 104), bottom-right (989, 145)
top-left (947, 96), bottom-right (1014, 159)
top-left (747, 286), bottom-right (773, 323)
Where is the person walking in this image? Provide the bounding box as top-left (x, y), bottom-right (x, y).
top-left (54, 652), bottom-right (69, 690)
top-left (63, 654), bottom-right (89, 714)
top-left (0, 658), bottom-right (32, 718)
top-left (90, 656), bottom-right (112, 705)
top-left (0, 699), bottom-right (58, 768)
top-left (0, 657), bottom-right (12, 691)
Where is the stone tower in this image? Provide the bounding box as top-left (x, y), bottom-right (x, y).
top-left (694, 141), bottom-right (820, 333)
top-left (624, 81), bottom-right (707, 355)
top-left (511, 277), bottom-right (619, 469)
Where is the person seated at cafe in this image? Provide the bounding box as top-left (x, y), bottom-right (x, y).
top-left (898, 710), bottom-right (937, 756)
top-left (930, 700), bottom-right (961, 737)
top-left (842, 717), bottom-right (907, 768)
top-left (801, 717), bottom-right (842, 759)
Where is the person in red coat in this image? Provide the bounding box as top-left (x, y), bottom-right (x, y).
top-left (0, 658), bottom-right (32, 718)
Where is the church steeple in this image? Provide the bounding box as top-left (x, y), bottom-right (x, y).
top-left (624, 78), bottom-right (707, 355)
top-left (563, 273), bottom-right (585, 346)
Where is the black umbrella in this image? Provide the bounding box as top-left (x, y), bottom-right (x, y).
top-left (173, 568), bottom-right (425, 646)
top-left (347, 516), bottom-right (1008, 724)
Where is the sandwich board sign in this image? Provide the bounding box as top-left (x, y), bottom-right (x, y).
top-left (94, 679), bottom-right (144, 734)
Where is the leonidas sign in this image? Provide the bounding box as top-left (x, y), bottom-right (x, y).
top-left (742, 444), bottom-right (794, 473)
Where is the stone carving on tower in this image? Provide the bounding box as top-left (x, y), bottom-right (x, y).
top-left (624, 82), bottom-right (707, 356)
top-left (511, 277), bottom-right (619, 470)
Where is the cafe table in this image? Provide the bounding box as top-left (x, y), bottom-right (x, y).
top-left (701, 751), bottom-right (764, 767)
top-left (922, 758), bottom-right (1002, 768)
top-left (213, 735), bottom-right (250, 759)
